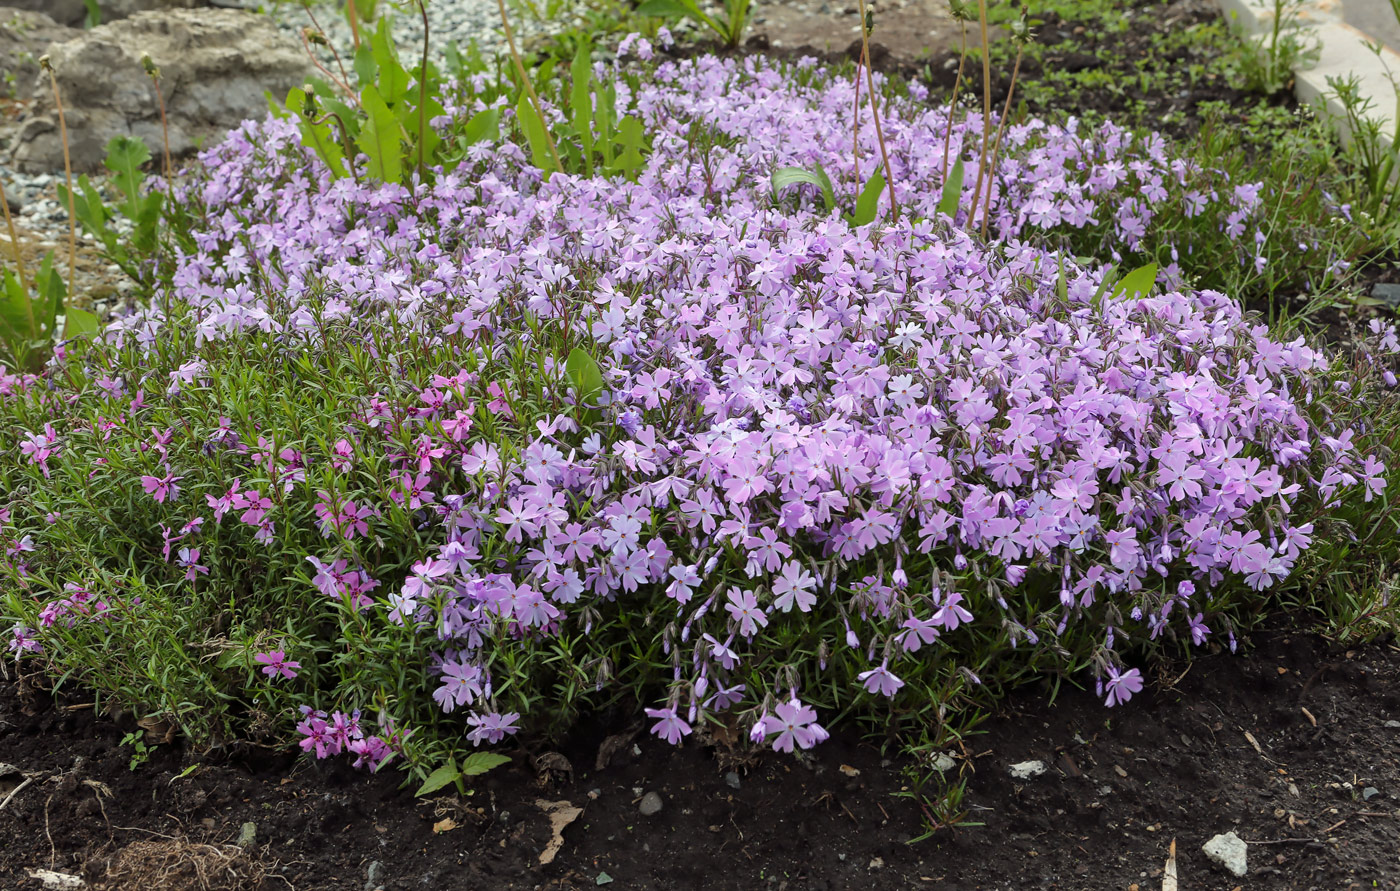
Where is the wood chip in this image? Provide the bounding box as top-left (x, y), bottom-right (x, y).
top-left (432, 817), bottom-right (458, 834)
top-left (1162, 838), bottom-right (1178, 891)
top-left (839, 764), bottom-right (861, 777)
top-left (1243, 730), bottom-right (1263, 755)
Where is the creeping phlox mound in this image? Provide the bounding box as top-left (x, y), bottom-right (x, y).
top-left (1, 53), bottom-right (1379, 768)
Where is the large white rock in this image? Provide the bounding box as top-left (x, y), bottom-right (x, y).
top-left (10, 8), bottom-right (313, 173)
top-left (1202, 831), bottom-right (1248, 878)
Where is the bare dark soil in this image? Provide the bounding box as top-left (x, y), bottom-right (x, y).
top-left (2, 627), bottom-right (1399, 890)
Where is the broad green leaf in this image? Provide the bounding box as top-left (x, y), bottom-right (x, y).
top-left (357, 83), bottom-right (404, 183)
top-left (0, 267), bottom-right (37, 350)
top-left (852, 166), bottom-right (886, 227)
top-left (772, 165), bottom-right (836, 211)
top-left (1089, 262), bottom-right (1117, 311)
top-left (1110, 261), bottom-right (1158, 302)
top-left (354, 43), bottom-right (377, 89)
top-left (516, 93), bottom-right (558, 175)
top-left (33, 251), bottom-right (65, 329)
top-left (414, 760), bottom-right (459, 797)
top-left (635, 0), bottom-right (695, 18)
top-left (460, 752), bottom-right (511, 776)
top-left (570, 43), bottom-right (595, 177)
top-left (614, 115), bottom-right (646, 179)
top-left (400, 81), bottom-right (446, 172)
top-left (63, 307), bottom-right (99, 339)
top-left (461, 107), bottom-right (500, 145)
top-left (288, 88), bottom-right (347, 179)
top-left (371, 17), bottom-right (410, 105)
top-left (104, 135), bottom-right (151, 220)
top-left (937, 156), bottom-right (965, 221)
top-left (596, 83), bottom-right (617, 167)
top-left (566, 347), bottom-right (605, 405)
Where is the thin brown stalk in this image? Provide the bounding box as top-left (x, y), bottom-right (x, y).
top-left (347, 0), bottom-right (362, 49)
top-left (966, 0), bottom-right (992, 229)
top-left (858, 0), bottom-right (898, 223)
top-left (143, 59), bottom-right (173, 182)
top-left (300, 2), bottom-right (356, 92)
top-left (981, 44), bottom-right (1023, 239)
top-left (941, 18), bottom-right (967, 183)
top-left (496, 0), bottom-right (562, 173)
top-left (0, 176), bottom-right (29, 295)
top-left (42, 57), bottom-right (77, 297)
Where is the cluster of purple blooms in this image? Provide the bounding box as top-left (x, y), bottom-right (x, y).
top-left (1, 51), bottom-right (1383, 763)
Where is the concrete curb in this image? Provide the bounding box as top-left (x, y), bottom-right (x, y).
top-left (1213, 0), bottom-right (1399, 145)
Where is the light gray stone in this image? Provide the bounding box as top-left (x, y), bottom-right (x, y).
top-left (10, 8), bottom-right (312, 173)
top-left (3, 0), bottom-right (210, 29)
top-left (1009, 759), bottom-right (1046, 780)
top-left (1202, 831), bottom-right (1248, 878)
top-left (638, 790), bottom-right (664, 816)
top-left (236, 821), bottom-right (256, 850)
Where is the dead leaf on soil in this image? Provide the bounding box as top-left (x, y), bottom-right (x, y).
top-left (595, 726), bottom-right (641, 771)
top-left (137, 715), bottom-right (176, 745)
top-left (535, 798), bottom-right (583, 865)
top-left (839, 764), bottom-right (861, 777)
top-left (432, 817), bottom-right (458, 834)
top-left (1162, 838), bottom-right (1178, 891)
top-left (533, 751), bottom-right (574, 789)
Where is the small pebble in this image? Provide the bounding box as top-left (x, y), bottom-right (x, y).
top-left (724, 771), bottom-right (741, 790)
top-left (1363, 787), bottom-right (1381, 801)
top-left (236, 821), bottom-right (257, 850)
top-left (638, 790), bottom-right (664, 816)
top-left (1009, 759), bottom-right (1046, 780)
top-left (1385, 720), bottom-right (1400, 729)
top-left (364, 860), bottom-right (384, 891)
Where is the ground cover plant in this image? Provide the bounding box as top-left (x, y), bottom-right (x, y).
top-left (2, 19), bottom-right (1399, 828)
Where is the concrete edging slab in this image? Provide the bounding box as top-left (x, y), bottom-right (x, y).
top-left (1212, 0), bottom-right (1399, 144)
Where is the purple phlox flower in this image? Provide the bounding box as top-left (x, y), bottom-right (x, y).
top-left (645, 705), bottom-right (693, 745)
top-left (761, 698), bottom-right (828, 752)
top-left (1103, 665), bottom-right (1144, 707)
top-left (432, 658), bottom-right (484, 713)
top-left (255, 649), bottom-right (300, 680)
top-left (466, 710), bottom-right (521, 746)
top-left (857, 662), bottom-right (905, 697)
top-left (725, 587), bottom-right (768, 637)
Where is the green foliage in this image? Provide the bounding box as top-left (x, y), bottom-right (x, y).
top-left (0, 252), bottom-right (96, 373)
top-left (770, 162), bottom-right (889, 226)
top-left (937, 157), bottom-right (965, 221)
top-left (415, 752), bottom-right (512, 797)
top-left (282, 23), bottom-right (653, 185)
top-left (637, 0), bottom-right (752, 48)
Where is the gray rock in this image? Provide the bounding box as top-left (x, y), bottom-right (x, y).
top-left (724, 771), bottom-right (741, 790)
top-left (364, 860), bottom-right (384, 891)
top-left (3, 0), bottom-right (211, 29)
top-left (10, 8), bottom-right (313, 173)
top-left (638, 790), bottom-right (664, 816)
top-left (1202, 831), bottom-right (1248, 878)
top-left (1363, 786), bottom-right (1381, 801)
top-left (236, 820), bottom-right (256, 850)
top-left (1009, 759), bottom-right (1046, 780)
top-left (1385, 720), bottom-right (1400, 729)
top-left (0, 10), bottom-right (82, 105)
top-left (1372, 283), bottom-right (1400, 309)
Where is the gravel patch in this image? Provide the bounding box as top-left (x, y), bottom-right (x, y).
top-left (265, 0), bottom-right (574, 67)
